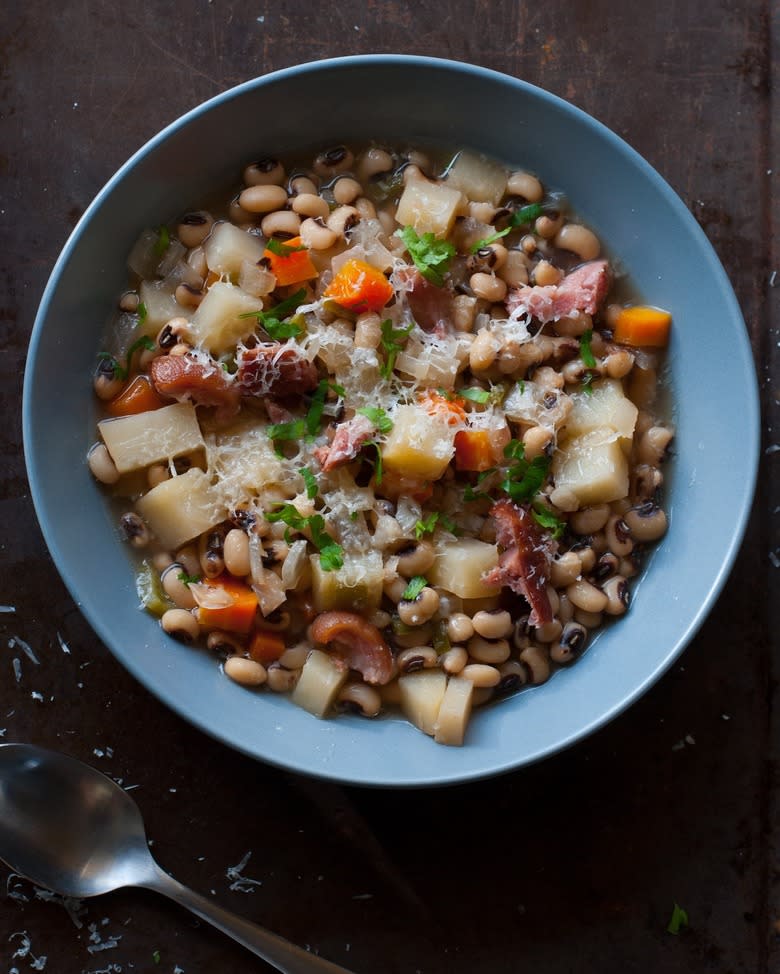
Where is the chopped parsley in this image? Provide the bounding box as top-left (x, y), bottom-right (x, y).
top-left (500, 439), bottom-right (550, 503)
top-left (414, 511), bottom-right (458, 539)
top-left (396, 226), bottom-right (455, 287)
top-left (531, 502), bottom-right (566, 539)
top-left (265, 238), bottom-right (307, 257)
top-left (363, 441), bottom-right (384, 484)
top-left (517, 379), bottom-right (526, 395)
top-left (464, 483), bottom-right (492, 503)
top-left (458, 386), bottom-right (491, 404)
top-left (357, 406), bottom-right (393, 434)
top-left (401, 575), bottom-right (428, 601)
top-left (177, 571), bottom-right (201, 586)
top-left (265, 504), bottom-right (344, 571)
top-left (299, 466), bottom-right (318, 499)
top-left (469, 203), bottom-right (544, 251)
top-left (152, 949), bottom-right (161, 964)
top-left (98, 334), bottom-right (155, 381)
top-left (580, 328), bottom-right (597, 368)
top-left (239, 287), bottom-right (307, 340)
top-left (137, 301), bottom-right (148, 325)
top-left (667, 903), bottom-right (689, 935)
top-left (266, 380), bottom-right (344, 444)
top-left (379, 318), bottom-right (414, 379)
top-left (153, 225), bottom-right (171, 256)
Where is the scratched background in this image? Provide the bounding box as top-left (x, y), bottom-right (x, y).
top-left (1, 1), bottom-right (779, 972)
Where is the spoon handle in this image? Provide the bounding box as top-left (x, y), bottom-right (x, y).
top-left (142, 866), bottom-right (357, 974)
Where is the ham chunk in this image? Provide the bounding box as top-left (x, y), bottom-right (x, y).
top-left (315, 413), bottom-right (376, 472)
top-left (506, 260), bottom-right (609, 323)
top-left (398, 267), bottom-right (454, 333)
top-left (150, 354), bottom-right (240, 420)
top-left (483, 499), bottom-right (556, 626)
top-left (236, 343), bottom-right (319, 398)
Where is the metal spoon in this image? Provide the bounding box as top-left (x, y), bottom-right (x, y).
top-left (0, 743), bottom-right (356, 974)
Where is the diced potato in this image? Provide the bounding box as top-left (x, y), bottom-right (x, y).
top-left (138, 280), bottom-right (186, 337)
top-left (99, 402), bottom-right (204, 474)
top-left (136, 467), bottom-right (227, 550)
top-left (189, 281), bottom-right (264, 355)
top-left (564, 378), bottom-right (638, 448)
top-left (310, 551), bottom-right (383, 612)
top-left (428, 538), bottom-right (500, 599)
top-left (551, 428), bottom-right (629, 505)
top-left (204, 221), bottom-right (265, 279)
top-left (381, 404), bottom-right (457, 481)
top-left (395, 179), bottom-right (463, 238)
top-left (398, 670), bottom-right (448, 736)
top-left (445, 150), bottom-right (507, 205)
top-left (434, 676), bottom-right (474, 746)
top-left (292, 649), bottom-right (349, 718)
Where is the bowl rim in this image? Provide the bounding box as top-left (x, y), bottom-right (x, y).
top-left (23, 54), bottom-right (761, 787)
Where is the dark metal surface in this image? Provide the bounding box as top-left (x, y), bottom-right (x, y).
top-left (2, 2), bottom-right (778, 971)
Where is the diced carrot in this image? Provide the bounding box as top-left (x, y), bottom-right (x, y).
top-left (104, 375), bottom-right (168, 417)
top-left (263, 236), bottom-right (318, 287)
top-left (323, 259), bottom-right (393, 313)
top-left (419, 390), bottom-right (467, 425)
top-left (196, 575), bottom-right (258, 634)
top-left (248, 629), bottom-right (286, 665)
top-left (376, 470), bottom-right (434, 504)
top-left (454, 429), bottom-right (496, 472)
top-left (613, 305), bottom-right (672, 348)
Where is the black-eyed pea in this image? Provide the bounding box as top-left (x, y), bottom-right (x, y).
top-left (602, 575), bottom-right (630, 616)
top-left (398, 587), bottom-right (440, 627)
top-left (605, 350), bottom-right (635, 379)
top-left (532, 259), bottom-right (562, 286)
top-left (161, 563), bottom-right (197, 609)
top-left (299, 218), bottom-right (339, 251)
top-left (549, 486), bottom-right (580, 512)
top-left (446, 612), bottom-right (475, 644)
top-left (469, 329), bottom-right (499, 371)
top-left (519, 644), bottom-right (551, 684)
top-left (471, 686), bottom-right (495, 708)
top-left (337, 682), bottom-right (382, 717)
top-left (397, 646), bottom-right (438, 673)
top-left (441, 646), bottom-right (469, 675)
top-left (119, 291), bottom-right (139, 312)
top-left (228, 196), bottom-right (252, 224)
top-left (354, 197), bottom-right (377, 220)
top-left (177, 211), bottom-right (214, 248)
top-left (566, 578), bottom-right (608, 614)
top-left (554, 223), bottom-right (600, 260)
top-left (260, 210), bottom-right (301, 238)
top-left (224, 655), bottom-right (267, 687)
top-left (470, 272), bottom-right (507, 303)
top-left (573, 607), bottom-right (603, 628)
top-left (356, 147), bottom-right (394, 182)
top-left (461, 663), bottom-right (501, 688)
top-left (223, 528), bottom-right (251, 577)
top-left (120, 512), bottom-right (151, 548)
top-left (332, 177), bottom-right (362, 205)
top-left (532, 620), bottom-right (563, 644)
top-left (535, 212), bottom-right (564, 239)
top-left (395, 540), bottom-right (435, 577)
top-left (496, 660), bottom-right (528, 693)
top-left (266, 663), bottom-right (300, 693)
top-left (313, 145), bottom-right (354, 178)
top-left (521, 234), bottom-right (537, 255)
top-left (244, 158), bottom-right (286, 186)
top-left (522, 425), bottom-right (552, 461)
top-left (506, 171), bottom-right (543, 202)
top-left (550, 622), bottom-right (588, 664)
top-left (326, 205), bottom-right (361, 236)
top-left (238, 184), bottom-right (288, 214)
top-left (279, 642), bottom-right (309, 670)
top-left (570, 503), bottom-right (610, 535)
top-left (557, 592), bottom-right (575, 624)
top-left (468, 201), bottom-right (498, 223)
top-left (87, 443), bottom-right (120, 484)
top-left (472, 609), bottom-right (513, 640)
top-left (174, 283), bottom-right (204, 309)
top-left (638, 426), bottom-right (674, 466)
top-left (467, 635), bottom-right (511, 665)
top-left (553, 312), bottom-right (592, 338)
top-left (453, 294), bottom-right (478, 332)
top-left (497, 249), bottom-right (530, 287)
top-left (550, 552), bottom-right (581, 588)
top-left (292, 193), bottom-right (330, 220)
top-left (624, 502), bottom-right (668, 542)
top-left (206, 630), bottom-right (244, 656)
top-left (161, 608), bottom-right (200, 644)
top-left (290, 174), bottom-right (319, 196)
top-left (150, 551), bottom-right (173, 574)
top-left (605, 514), bottom-right (634, 557)
top-left (93, 359), bottom-right (124, 400)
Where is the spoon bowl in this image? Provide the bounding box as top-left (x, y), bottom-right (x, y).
top-left (0, 743), bottom-right (355, 974)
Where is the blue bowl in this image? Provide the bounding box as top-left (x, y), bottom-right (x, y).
top-left (23, 55), bottom-right (759, 786)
